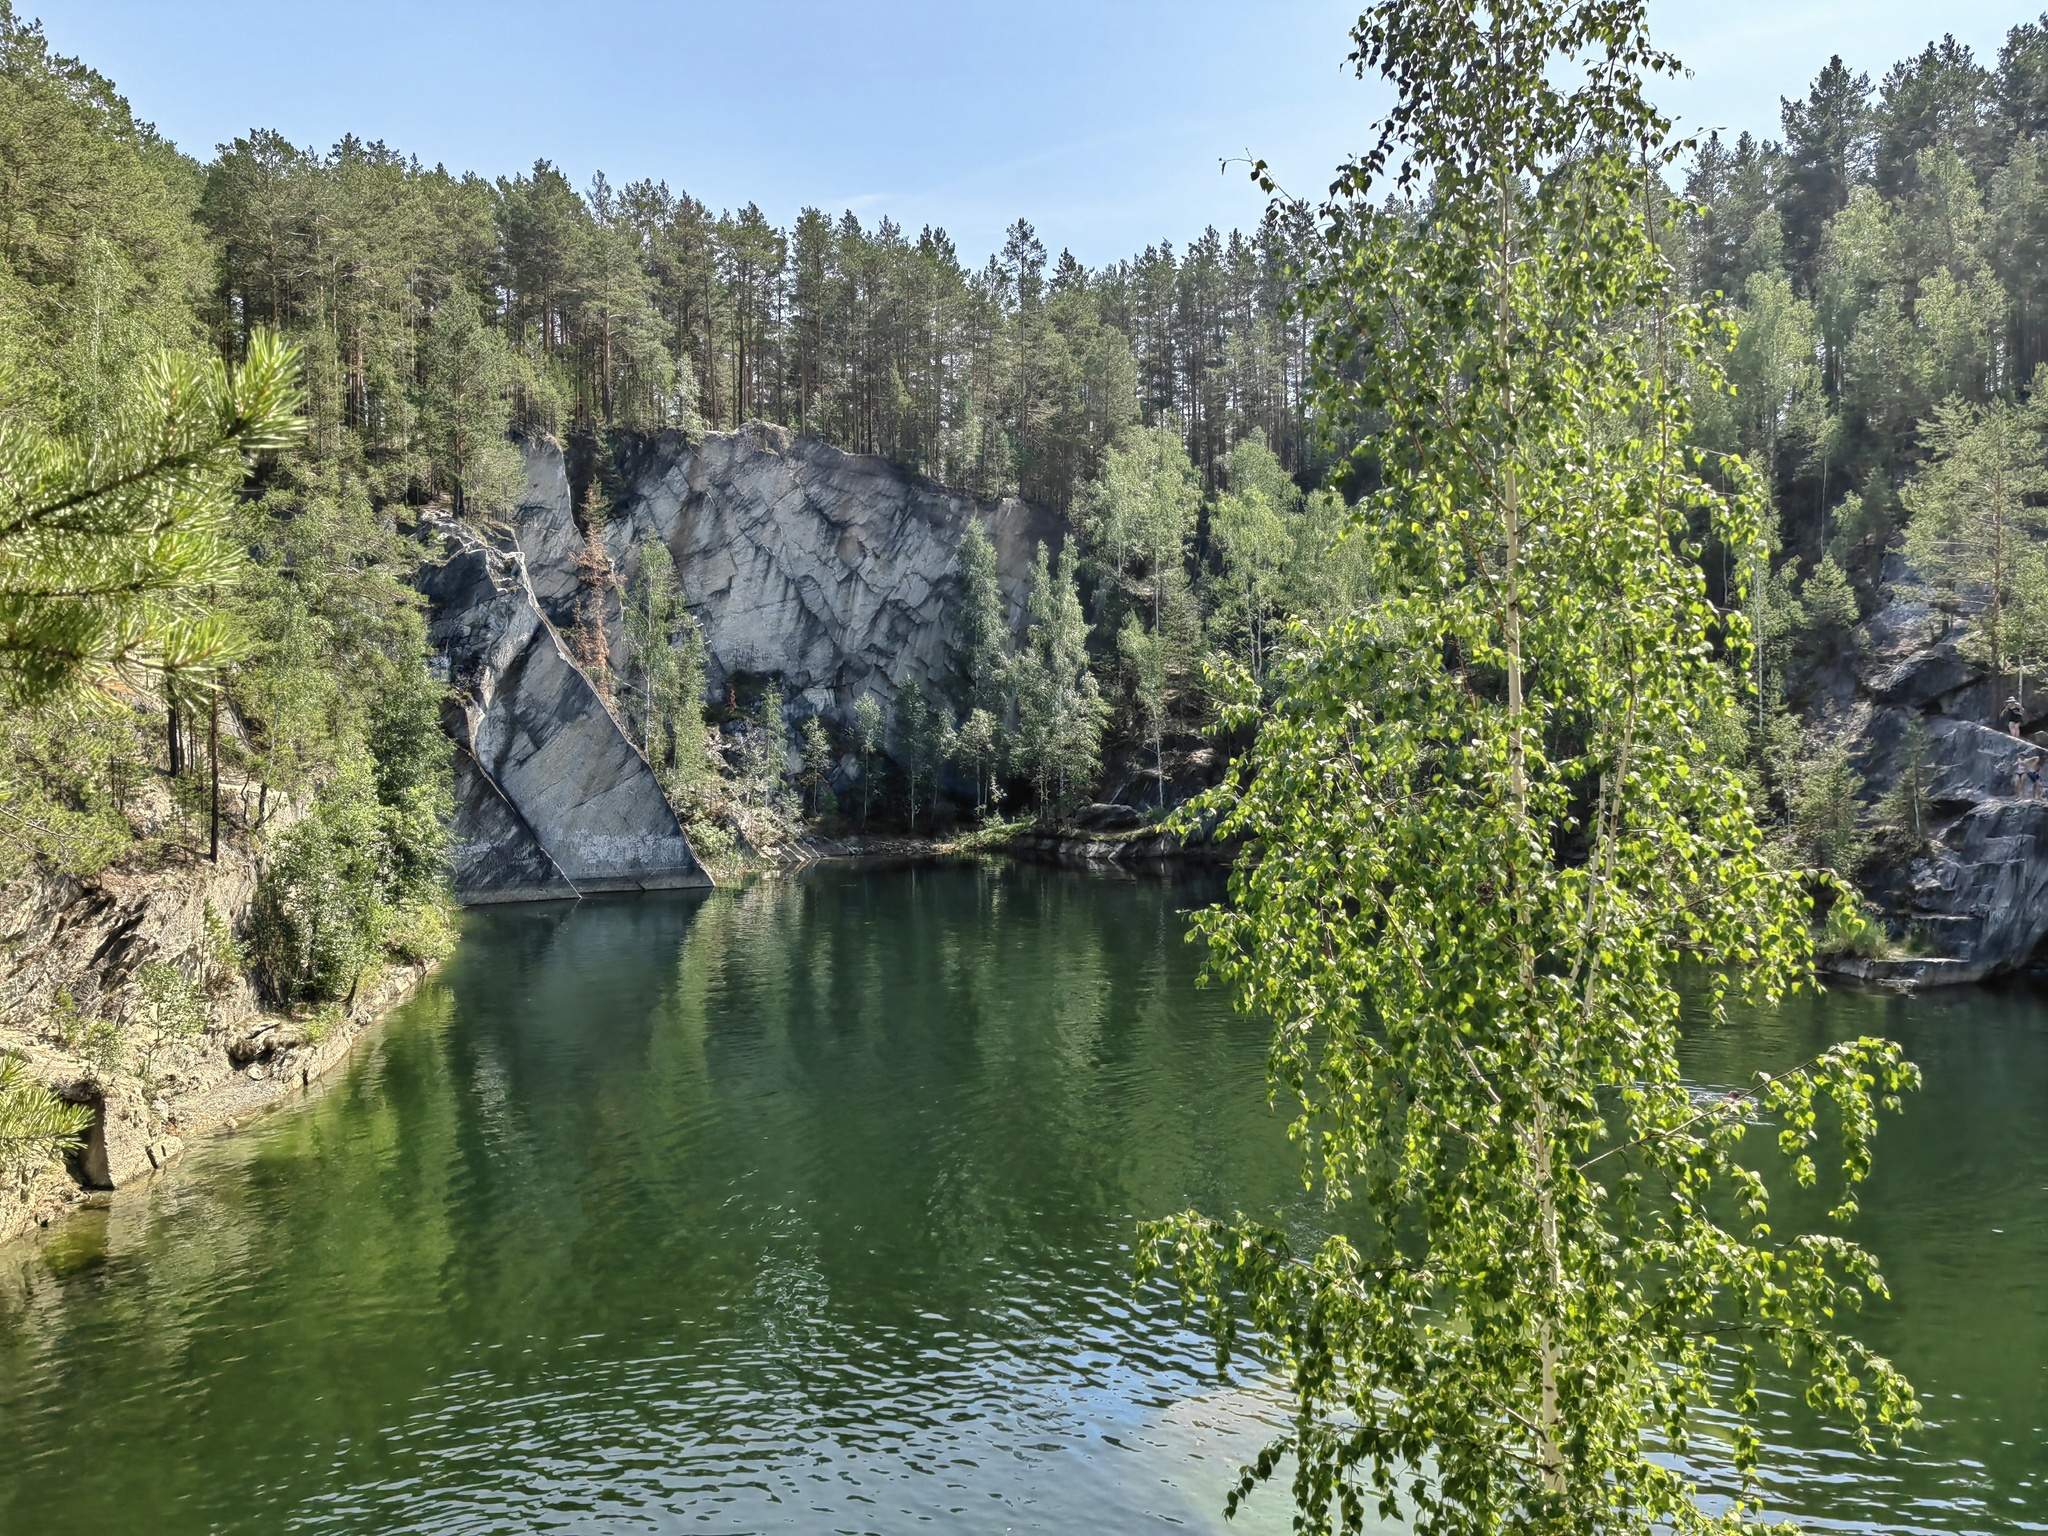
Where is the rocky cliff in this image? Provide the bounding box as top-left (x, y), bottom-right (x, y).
top-left (417, 427), bottom-right (1065, 904)
top-left (419, 513), bottom-right (710, 903)
top-left (1823, 566), bottom-right (2048, 984)
top-left (515, 424), bottom-right (1062, 734)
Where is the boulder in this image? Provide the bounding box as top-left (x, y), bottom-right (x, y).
top-left (75, 1088), bottom-right (152, 1189)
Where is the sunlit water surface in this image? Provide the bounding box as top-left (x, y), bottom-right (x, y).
top-left (0, 864), bottom-right (2041, 1533)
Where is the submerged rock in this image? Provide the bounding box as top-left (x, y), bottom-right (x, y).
top-left (419, 513), bottom-right (709, 903)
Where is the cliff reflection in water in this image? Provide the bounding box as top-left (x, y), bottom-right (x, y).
top-left (0, 864), bottom-right (2042, 1534)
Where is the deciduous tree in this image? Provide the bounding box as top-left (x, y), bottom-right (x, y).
top-left (1144, 5), bottom-right (1917, 1532)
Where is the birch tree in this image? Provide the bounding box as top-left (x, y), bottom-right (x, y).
top-left (1143, 4), bottom-right (1918, 1532)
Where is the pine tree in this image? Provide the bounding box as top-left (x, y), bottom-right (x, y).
top-left (1009, 544), bottom-right (1105, 815)
top-left (416, 287), bottom-right (523, 520)
top-left (0, 330), bottom-right (302, 705)
top-left (953, 521), bottom-right (1010, 713)
top-left (0, 1055), bottom-right (90, 1177)
top-left (1797, 551), bottom-right (1863, 669)
top-left (1902, 393), bottom-right (2048, 695)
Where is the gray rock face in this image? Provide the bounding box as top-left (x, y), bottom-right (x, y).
top-left (1837, 584), bottom-right (2048, 982)
top-left (419, 514), bottom-right (709, 903)
top-left (445, 745), bottom-right (579, 903)
top-left (513, 424), bottom-right (1063, 734)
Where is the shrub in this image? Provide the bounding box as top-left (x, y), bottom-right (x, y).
top-left (52, 990), bottom-right (126, 1084)
top-left (249, 760), bottom-right (392, 1004)
top-left (1819, 889), bottom-right (1889, 959)
top-left (250, 675), bottom-right (454, 1006)
top-left (201, 899), bottom-right (245, 996)
top-left (133, 961), bottom-right (209, 1086)
top-left (386, 899), bottom-right (455, 965)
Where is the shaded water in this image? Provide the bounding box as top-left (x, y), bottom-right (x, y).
top-left (0, 864), bottom-right (2041, 1533)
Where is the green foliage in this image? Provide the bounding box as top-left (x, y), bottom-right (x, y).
top-left (1797, 552), bottom-right (1862, 663)
top-left (950, 706), bottom-right (1002, 816)
top-left (249, 732), bottom-right (448, 1006)
top-left (952, 522), bottom-right (1010, 713)
top-left (415, 287), bottom-right (524, 519)
top-left (0, 701), bottom-right (152, 881)
top-left (1117, 612), bottom-right (1170, 804)
top-left (225, 443), bottom-right (452, 820)
top-left (298, 1002), bottom-right (343, 1046)
top-left (1819, 888), bottom-right (1888, 958)
top-left (385, 898), bottom-right (455, 965)
top-left (249, 764), bottom-right (389, 1005)
top-left (1008, 544), bottom-right (1106, 816)
top-left (0, 329), bottom-right (303, 705)
top-left (1079, 425), bottom-right (1200, 613)
top-left (0, 1054), bottom-right (90, 1177)
top-left (1901, 393), bottom-right (2048, 687)
top-left (740, 683), bottom-right (788, 810)
top-left (201, 898), bottom-right (244, 995)
top-left (897, 684), bottom-right (952, 831)
top-left (0, 5), bottom-right (212, 431)
top-left (132, 960), bottom-right (208, 1087)
top-left (684, 814), bottom-right (735, 868)
top-left (1875, 712), bottom-right (1935, 844)
top-left (622, 540), bottom-right (711, 808)
top-left (851, 692), bottom-right (885, 828)
top-left (1678, 17), bottom-right (2048, 620)
top-left (50, 988), bottom-right (122, 1084)
top-left (1791, 741), bottom-right (1873, 876)
top-left (797, 714), bottom-right (833, 816)
top-left (1145, 6), bottom-right (1917, 1532)
top-left (1209, 439), bottom-right (1294, 684)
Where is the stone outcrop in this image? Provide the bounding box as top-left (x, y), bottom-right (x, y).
top-left (1829, 574), bottom-right (2048, 984)
top-left (512, 424), bottom-right (1063, 736)
top-left (0, 825), bottom-right (439, 1244)
top-left (418, 513), bottom-right (709, 903)
top-left (445, 747), bottom-right (578, 903)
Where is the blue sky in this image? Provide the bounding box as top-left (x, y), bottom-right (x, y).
top-left (25, 1), bottom-right (2045, 266)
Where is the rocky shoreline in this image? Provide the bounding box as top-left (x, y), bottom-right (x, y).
top-left (2, 952), bottom-right (439, 1249)
top-left (0, 792), bottom-right (450, 1252)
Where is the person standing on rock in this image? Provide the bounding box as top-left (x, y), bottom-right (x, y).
top-left (2002, 695), bottom-right (2025, 737)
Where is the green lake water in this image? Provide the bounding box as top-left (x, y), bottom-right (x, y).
top-left (0, 863), bottom-right (2042, 1533)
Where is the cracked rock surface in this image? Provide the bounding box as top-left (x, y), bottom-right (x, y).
top-left (1828, 570), bottom-right (2048, 983)
top-left (419, 513), bottom-right (708, 902)
top-left (514, 424), bottom-right (1063, 736)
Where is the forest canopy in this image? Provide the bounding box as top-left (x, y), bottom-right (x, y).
top-left (8, 0), bottom-right (2048, 874)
